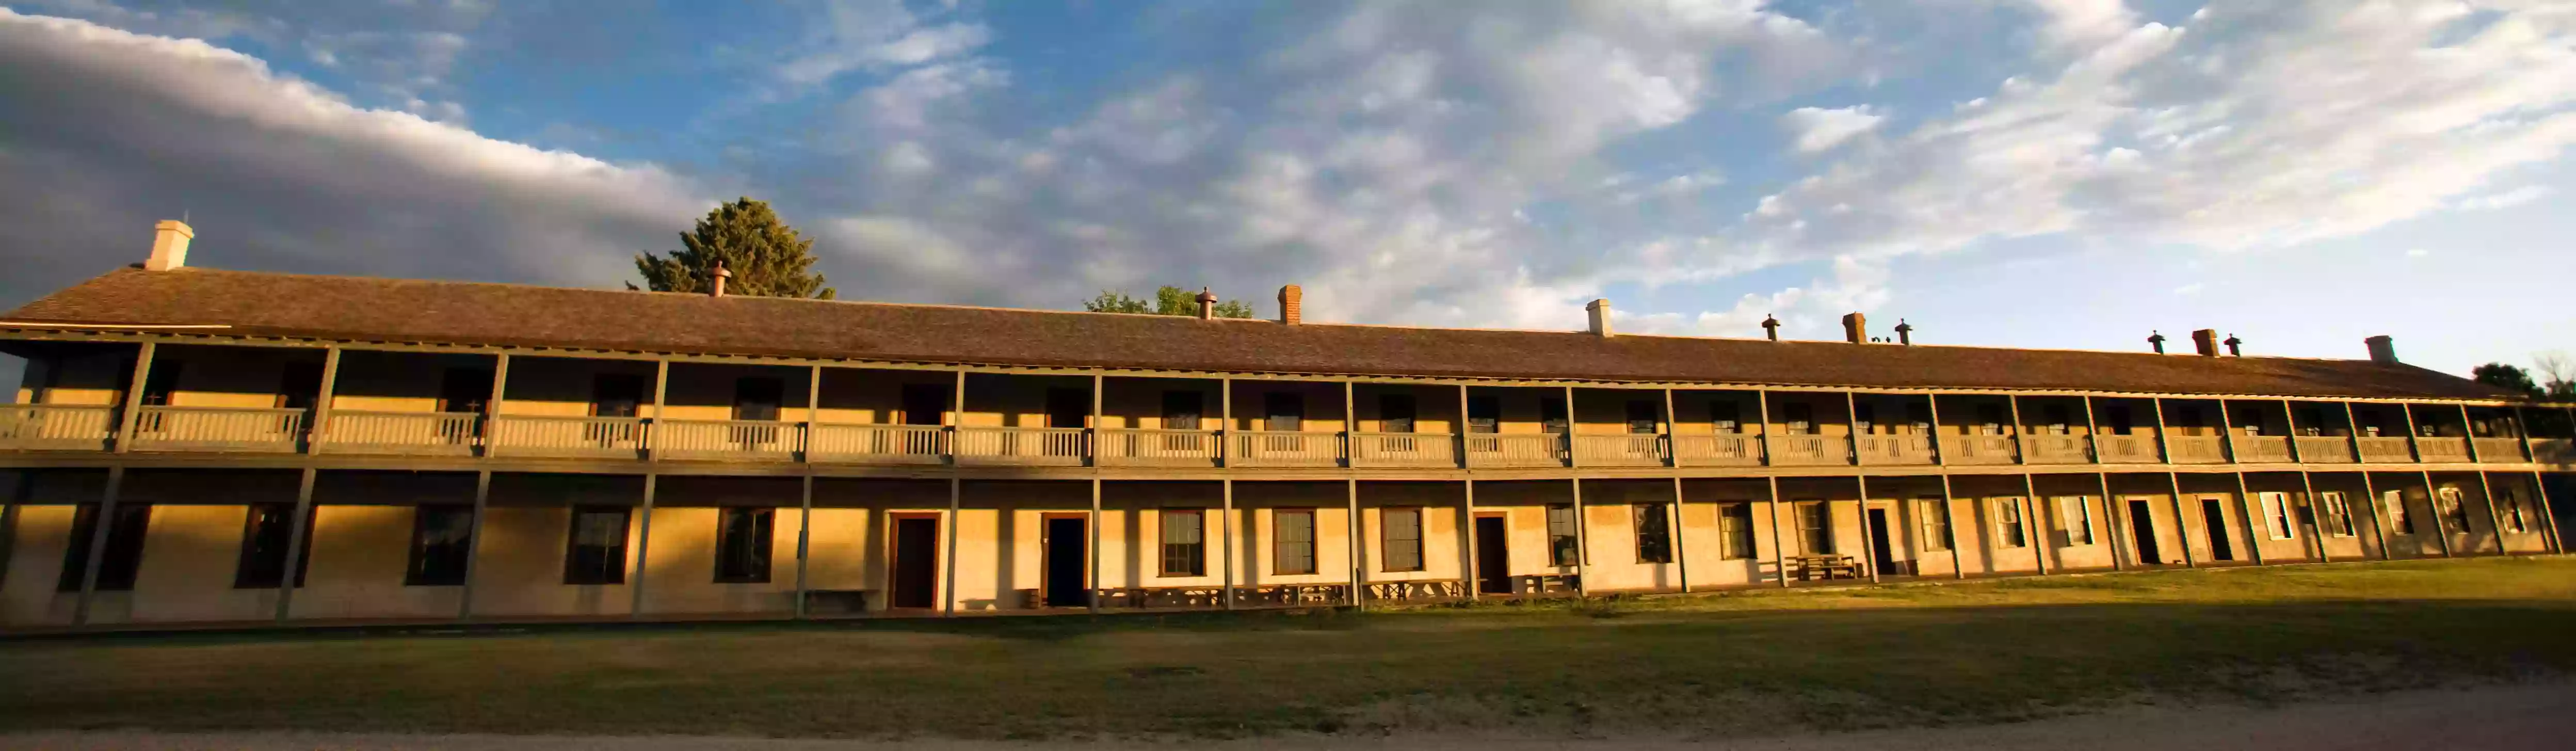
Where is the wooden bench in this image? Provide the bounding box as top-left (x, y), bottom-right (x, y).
top-left (801, 588), bottom-right (873, 614)
top-left (1363, 580), bottom-right (1465, 601)
top-left (1790, 555), bottom-right (1860, 581)
top-left (1517, 573), bottom-right (1581, 595)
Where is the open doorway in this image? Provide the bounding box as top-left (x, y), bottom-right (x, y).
top-left (1041, 515), bottom-right (1087, 608)
top-left (1866, 508), bottom-right (1897, 576)
top-left (1475, 515), bottom-right (1510, 594)
top-left (2200, 498), bottom-right (2234, 561)
top-left (890, 515), bottom-right (940, 609)
top-left (2128, 498), bottom-right (2163, 565)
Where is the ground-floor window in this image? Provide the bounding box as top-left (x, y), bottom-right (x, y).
top-left (1994, 499), bottom-right (2027, 548)
top-left (1547, 504), bottom-right (1579, 566)
top-left (1918, 499), bottom-right (1952, 551)
top-left (2260, 492), bottom-right (2296, 540)
top-left (1718, 503), bottom-right (1756, 559)
top-left (564, 506), bottom-right (631, 585)
top-left (2317, 492), bottom-right (2355, 537)
top-left (2384, 490), bottom-right (2415, 535)
top-left (1160, 508), bottom-right (1205, 577)
top-left (234, 502), bottom-right (312, 589)
top-left (2055, 497), bottom-right (2095, 546)
top-left (2436, 487), bottom-right (2472, 534)
top-left (1381, 507), bottom-right (1424, 571)
top-left (2498, 488), bottom-right (2529, 534)
top-left (714, 507), bottom-right (774, 583)
top-left (1274, 509), bottom-right (1315, 575)
top-left (1796, 501), bottom-right (1831, 554)
top-left (1633, 502), bottom-right (1672, 564)
top-left (58, 503), bottom-right (152, 593)
top-left (405, 505), bottom-right (474, 587)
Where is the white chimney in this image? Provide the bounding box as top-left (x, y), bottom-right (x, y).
top-left (146, 219), bottom-right (193, 271)
top-left (1586, 299), bottom-right (1613, 337)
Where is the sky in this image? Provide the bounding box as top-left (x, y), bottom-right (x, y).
top-left (1, 0), bottom-right (2571, 391)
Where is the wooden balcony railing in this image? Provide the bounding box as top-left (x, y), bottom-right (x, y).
top-left (1351, 432), bottom-right (1457, 468)
top-left (1768, 435), bottom-right (1849, 466)
top-left (2095, 434), bottom-right (2160, 464)
top-left (1671, 434), bottom-right (1761, 466)
top-left (808, 424), bottom-right (946, 464)
top-left (1946, 435), bottom-right (2018, 465)
top-left (0, 404), bottom-right (116, 451)
top-left (656, 419), bottom-right (801, 461)
top-left (1853, 435), bottom-right (1934, 465)
top-left (487, 415), bottom-right (646, 459)
top-left (2293, 436), bottom-right (2355, 463)
top-left (2020, 435), bottom-right (2092, 464)
top-left (2414, 437), bottom-right (2471, 462)
top-left (128, 406), bottom-right (306, 452)
top-left (2531, 438), bottom-right (2574, 465)
top-left (2356, 436), bottom-right (2416, 462)
top-left (1096, 428), bottom-right (1221, 467)
top-left (2470, 437), bottom-right (2526, 462)
top-left (319, 411), bottom-right (480, 456)
top-left (1464, 433), bottom-right (1566, 468)
top-left (955, 426), bottom-right (1087, 466)
top-left (1231, 430), bottom-right (1341, 467)
top-left (1573, 434), bottom-right (1668, 467)
top-left (2231, 436), bottom-right (2293, 463)
top-left (2166, 436), bottom-right (2227, 464)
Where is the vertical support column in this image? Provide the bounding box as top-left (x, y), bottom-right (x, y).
top-left (2471, 470), bottom-right (2506, 556)
top-left (1663, 388), bottom-right (1681, 469)
top-left (2007, 395), bottom-right (2027, 465)
top-left (1940, 474), bottom-right (1965, 579)
top-left (70, 467), bottom-right (125, 626)
top-left (457, 469), bottom-right (491, 620)
top-left (1088, 373), bottom-right (1103, 468)
top-left (2297, 470), bottom-right (2326, 563)
top-left (1927, 394), bottom-right (1949, 465)
top-left (2420, 470), bottom-right (2453, 557)
top-left (630, 473), bottom-right (657, 617)
top-left (1456, 385), bottom-right (1472, 469)
top-left (2401, 404), bottom-right (2425, 462)
top-left (305, 347), bottom-right (343, 454)
top-left (1462, 478), bottom-right (1479, 601)
top-left (481, 354), bottom-right (509, 456)
top-left (1221, 479), bottom-right (1235, 610)
top-left (794, 474), bottom-right (813, 619)
top-left (2217, 401), bottom-right (2242, 464)
top-left (2361, 472), bottom-right (2393, 560)
top-left (2167, 472), bottom-right (2197, 568)
top-left (1563, 386), bottom-right (1581, 470)
top-left (943, 476), bottom-right (960, 617)
top-left (2514, 407), bottom-right (2539, 471)
top-left (1344, 381), bottom-right (1358, 469)
top-left (1219, 377), bottom-right (1232, 467)
top-left (2020, 474), bottom-right (2048, 575)
top-left (2530, 471), bottom-right (2563, 555)
top-left (2097, 472), bottom-right (2126, 570)
top-left (2231, 471), bottom-right (2267, 566)
top-left (1345, 478), bottom-right (1362, 608)
top-left (2080, 396), bottom-right (2102, 465)
top-left (1670, 475), bottom-right (1690, 593)
top-left (1087, 478), bottom-right (1102, 614)
top-left (646, 359), bottom-right (669, 459)
top-left (0, 473), bottom-right (25, 593)
top-left (1757, 391), bottom-right (1776, 467)
top-left (1846, 392), bottom-right (1865, 469)
top-left (2344, 403), bottom-right (2368, 464)
top-left (2151, 397), bottom-right (2174, 464)
top-left (273, 468), bottom-right (319, 622)
top-left (1857, 475), bottom-right (1879, 582)
top-left (1570, 476), bottom-right (1589, 596)
top-left (2282, 400), bottom-right (2306, 464)
top-left (2460, 404), bottom-right (2484, 464)
top-left (805, 366), bottom-right (823, 462)
top-left (1768, 476), bottom-right (1790, 588)
top-left (111, 342), bottom-right (157, 453)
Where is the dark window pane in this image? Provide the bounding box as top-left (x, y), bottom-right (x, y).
top-left (438, 367), bottom-right (492, 414)
top-left (1720, 503), bottom-right (1756, 558)
top-left (714, 507), bottom-right (775, 583)
top-left (278, 361), bottom-right (324, 411)
top-left (564, 506), bottom-right (631, 585)
top-left (1275, 509), bottom-right (1315, 575)
top-left (592, 374), bottom-right (645, 418)
top-left (1264, 393), bottom-right (1303, 432)
top-left (1044, 388), bottom-right (1087, 429)
top-left (1627, 401), bottom-right (1659, 434)
top-left (1539, 398), bottom-right (1567, 434)
top-left (1854, 404), bottom-right (1876, 434)
top-left (900, 384), bottom-right (948, 425)
top-left (405, 505), bottom-right (474, 586)
top-left (1906, 403), bottom-right (1932, 434)
top-left (1977, 405), bottom-right (2005, 434)
top-left (1161, 391), bottom-right (1203, 430)
top-left (58, 503), bottom-right (152, 592)
top-left (1547, 504), bottom-right (1578, 566)
top-left (1161, 509), bottom-right (1205, 576)
top-left (1711, 402), bottom-right (1741, 433)
top-left (234, 503), bottom-right (313, 589)
top-left (1634, 503), bottom-right (1672, 563)
top-left (733, 378), bottom-right (784, 422)
top-left (1786, 404), bottom-right (1814, 435)
top-left (1382, 508), bottom-right (1423, 571)
top-left (1380, 394), bottom-right (1416, 434)
top-left (1471, 396), bottom-right (1504, 434)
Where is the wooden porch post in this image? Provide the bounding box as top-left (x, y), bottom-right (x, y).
top-left (1221, 478), bottom-right (1235, 610)
top-left (1345, 478), bottom-right (1362, 608)
top-left (2230, 470), bottom-right (2267, 566)
top-left (2530, 471), bottom-right (2564, 555)
top-left (2217, 400), bottom-right (2242, 465)
top-left (630, 473), bottom-right (656, 617)
top-left (1670, 475), bottom-right (1689, 593)
top-left (1768, 476), bottom-right (1790, 588)
top-left (2020, 473), bottom-right (2049, 575)
top-left (805, 366), bottom-right (823, 461)
top-left (1219, 377), bottom-right (1232, 467)
top-left (0, 473), bottom-right (25, 593)
top-left (1088, 373), bottom-right (1103, 468)
top-left (2470, 470), bottom-right (2507, 556)
top-left (480, 354), bottom-right (508, 457)
top-left (1462, 478), bottom-right (1478, 601)
top-left (2167, 472), bottom-right (2197, 568)
top-left (2420, 470), bottom-right (2454, 557)
top-left (1848, 392), bottom-right (1877, 583)
top-left (646, 359), bottom-right (669, 459)
top-left (2360, 471), bottom-right (2393, 560)
top-left (457, 469), bottom-right (492, 620)
top-left (1455, 385), bottom-right (1471, 469)
top-left (1757, 391), bottom-right (1776, 467)
top-left (1087, 477), bottom-right (1102, 614)
top-left (1940, 474), bottom-right (1965, 580)
top-left (943, 476), bottom-right (959, 617)
top-left (2281, 400), bottom-right (2307, 464)
top-left (1926, 394), bottom-right (1949, 465)
top-left (111, 342), bottom-right (156, 454)
top-left (2460, 404), bottom-right (2485, 464)
top-left (2151, 397), bottom-right (2174, 464)
top-left (70, 467), bottom-right (124, 626)
top-left (2297, 470), bottom-right (2327, 563)
top-left (794, 474), bottom-right (813, 619)
top-left (272, 468), bottom-right (318, 622)
top-left (2401, 404), bottom-right (2425, 462)
top-left (1570, 476), bottom-right (1589, 596)
top-left (2097, 472), bottom-right (2125, 570)
top-left (2006, 395), bottom-right (2027, 465)
top-left (305, 347), bottom-right (342, 454)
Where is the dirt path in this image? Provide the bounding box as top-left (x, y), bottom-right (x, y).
top-left (5, 680), bottom-right (2571, 750)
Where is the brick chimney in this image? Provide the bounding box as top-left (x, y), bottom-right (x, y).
top-left (2191, 328), bottom-right (2219, 357)
top-left (1586, 299), bottom-right (1613, 337)
top-left (1196, 287), bottom-right (1216, 320)
top-left (1278, 284), bottom-right (1302, 325)
top-left (2365, 335), bottom-right (2397, 364)
top-left (146, 219), bottom-right (193, 271)
top-left (1842, 312), bottom-right (1867, 344)
top-left (710, 260), bottom-right (731, 297)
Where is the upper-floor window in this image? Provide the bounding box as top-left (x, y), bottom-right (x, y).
top-left (715, 507), bottom-right (775, 583)
top-left (592, 374), bottom-right (645, 418)
top-left (1380, 394), bottom-right (1417, 434)
top-left (1044, 387), bottom-right (1087, 429)
top-left (2107, 405), bottom-right (2134, 434)
top-left (1161, 391), bottom-right (1203, 430)
top-left (1381, 507), bottom-right (1425, 572)
top-left (1634, 503), bottom-right (1673, 563)
top-left (1711, 402), bottom-right (1742, 434)
top-left (1264, 392), bottom-right (1303, 432)
top-left (59, 503), bottom-right (152, 593)
top-left (1469, 396), bottom-right (1502, 434)
top-left (1625, 401), bottom-right (1658, 435)
top-left (900, 383), bottom-right (946, 425)
top-left (1785, 404), bottom-right (1814, 435)
top-left (2177, 406), bottom-right (2205, 430)
top-left (1853, 404), bottom-right (1876, 435)
top-left (438, 367), bottom-right (492, 414)
top-left (2297, 408), bottom-right (2326, 437)
top-left (1906, 403), bottom-right (1932, 435)
top-left (2238, 407), bottom-right (2265, 436)
top-left (130, 358), bottom-right (181, 407)
top-left (1976, 405), bottom-right (2006, 435)
top-left (1539, 397), bottom-right (1567, 434)
top-left (734, 377), bottom-right (784, 422)
top-left (2043, 405), bottom-right (2071, 435)
top-left (277, 361), bottom-right (324, 411)
top-left (2356, 409), bottom-right (2386, 437)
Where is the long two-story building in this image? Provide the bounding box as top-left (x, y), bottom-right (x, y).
top-left (1, 220), bottom-right (2567, 631)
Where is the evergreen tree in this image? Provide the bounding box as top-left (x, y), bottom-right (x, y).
top-left (2472, 362), bottom-right (2542, 399)
top-left (632, 198), bottom-right (835, 299)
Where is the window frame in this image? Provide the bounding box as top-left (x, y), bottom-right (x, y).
top-left (2383, 489), bottom-right (2416, 535)
top-left (1380, 506), bottom-right (1425, 572)
top-left (2317, 491), bottom-right (2355, 538)
top-left (1918, 498), bottom-right (1953, 552)
top-left (712, 507), bottom-right (777, 584)
top-left (1718, 503), bottom-right (1756, 559)
top-left (2436, 487), bottom-right (2471, 533)
top-left (1160, 390), bottom-right (1203, 430)
top-left (1263, 392), bottom-right (1304, 432)
top-left (1785, 404), bottom-right (1815, 436)
top-left (563, 505), bottom-right (633, 585)
top-left (1633, 502), bottom-right (1673, 564)
top-left (1795, 500), bottom-right (1831, 554)
top-left (1379, 394), bottom-right (1417, 434)
top-left (1994, 498), bottom-right (2028, 549)
top-left (233, 502), bottom-right (313, 589)
top-left (1159, 508), bottom-right (1206, 577)
top-left (1545, 504), bottom-right (1579, 566)
top-left (2497, 488), bottom-right (2528, 534)
top-left (2055, 496), bottom-right (2095, 546)
top-left (1625, 401), bottom-right (1660, 435)
top-left (1711, 401), bottom-right (1742, 434)
top-left (1273, 508), bottom-right (1317, 576)
top-left (403, 504), bottom-right (475, 587)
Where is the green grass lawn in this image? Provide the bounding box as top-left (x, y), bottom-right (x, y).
top-left (4, 557), bottom-right (2573, 740)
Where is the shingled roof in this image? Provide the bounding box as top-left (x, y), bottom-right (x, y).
top-left (0, 266), bottom-right (2513, 401)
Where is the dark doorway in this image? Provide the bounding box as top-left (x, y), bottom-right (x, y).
top-left (891, 516), bottom-right (940, 609)
top-left (438, 368), bottom-right (492, 414)
top-left (1866, 508), bottom-right (1897, 575)
top-left (2200, 498), bottom-right (2234, 561)
top-left (2129, 499), bottom-right (2163, 565)
top-left (1474, 516), bottom-right (1510, 594)
top-left (900, 384), bottom-right (947, 426)
top-left (1043, 516), bottom-right (1087, 608)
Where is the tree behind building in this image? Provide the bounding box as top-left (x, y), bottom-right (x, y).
top-left (632, 198), bottom-right (836, 299)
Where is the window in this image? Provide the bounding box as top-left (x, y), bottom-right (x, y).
top-left (405, 505), bottom-right (474, 586)
top-left (1161, 391), bottom-right (1203, 430)
top-left (1274, 509), bottom-right (1316, 575)
top-left (1853, 404), bottom-right (1876, 435)
top-left (2497, 488), bottom-right (2529, 534)
top-left (2107, 405), bottom-right (2134, 434)
top-left (2043, 405), bottom-right (2071, 435)
top-left (2436, 487), bottom-right (2471, 533)
top-left (2258, 492), bottom-right (2295, 540)
top-left (1626, 401), bottom-right (1659, 435)
top-left (2177, 406), bottom-right (2205, 431)
top-left (733, 378), bottom-right (784, 422)
top-left (900, 383), bottom-right (947, 425)
top-left (2384, 490), bottom-right (2416, 535)
top-left (437, 367), bottom-right (492, 414)
top-left (2317, 492), bottom-right (2355, 537)
top-left (1043, 387), bottom-right (1088, 429)
top-left (1719, 503), bottom-right (1755, 559)
top-left (2056, 497), bottom-right (2094, 546)
top-left (137, 359), bottom-right (181, 407)
top-left (1785, 404), bottom-right (1814, 435)
top-left (2298, 408), bottom-right (2326, 437)
top-left (2239, 410), bottom-right (2265, 437)
top-left (1469, 396), bottom-right (1503, 434)
top-left (1919, 499), bottom-right (1952, 551)
top-left (1711, 402), bottom-right (1742, 434)
top-left (234, 503), bottom-right (312, 589)
top-left (1634, 503), bottom-right (1673, 563)
top-left (1264, 393), bottom-right (1303, 432)
top-left (2357, 409), bottom-right (2386, 437)
top-left (1160, 509), bottom-right (1205, 577)
top-left (1380, 394), bottom-right (1416, 434)
top-left (277, 361), bottom-right (324, 411)
top-left (591, 373), bottom-right (645, 418)
top-left (1976, 405), bottom-right (2006, 435)
top-left (1381, 507), bottom-right (1424, 571)
top-left (1539, 398), bottom-right (1568, 434)
top-left (1994, 499), bottom-right (2028, 548)
top-left (1547, 504), bottom-right (1579, 566)
top-left (564, 506), bottom-right (631, 585)
top-left (1906, 403), bottom-right (1932, 435)
top-left (714, 507), bottom-right (774, 583)
top-left (1796, 501), bottom-right (1831, 554)
top-left (57, 503), bottom-right (152, 592)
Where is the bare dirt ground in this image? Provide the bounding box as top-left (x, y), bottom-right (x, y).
top-left (4, 679), bottom-right (2569, 751)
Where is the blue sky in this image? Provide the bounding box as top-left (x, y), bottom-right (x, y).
top-left (1, 0), bottom-right (2571, 389)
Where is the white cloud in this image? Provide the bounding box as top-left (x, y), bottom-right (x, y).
top-left (1779, 105), bottom-right (1884, 152)
top-left (2014, 0), bottom-right (2142, 51)
top-left (2454, 185), bottom-right (2553, 211)
top-left (775, 0), bottom-right (991, 87)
